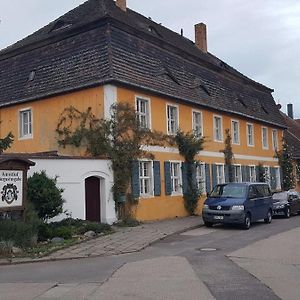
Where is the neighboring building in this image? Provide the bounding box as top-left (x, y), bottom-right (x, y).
top-left (0, 0), bottom-right (285, 222)
top-left (281, 104), bottom-right (300, 192)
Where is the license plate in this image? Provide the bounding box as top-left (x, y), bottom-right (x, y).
top-left (214, 215), bottom-right (224, 220)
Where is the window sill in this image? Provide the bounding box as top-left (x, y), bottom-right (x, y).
top-left (19, 135), bottom-right (33, 140)
top-left (170, 192), bottom-right (183, 197)
top-left (139, 194), bottom-right (154, 199)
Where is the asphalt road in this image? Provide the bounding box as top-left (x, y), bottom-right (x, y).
top-left (0, 215), bottom-right (299, 299)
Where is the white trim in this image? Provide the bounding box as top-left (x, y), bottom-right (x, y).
top-left (192, 109), bottom-right (203, 136)
top-left (213, 114), bottom-right (223, 142)
top-left (246, 122), bottom-right (254, 147)
top-left (169, 160), bottom-right (183, 196)
top-left (274, 166), bottom-right (281, 189)
top-left (103, 84), bottom-right (117, 119)
top-left (262, 126), bottom-right (269, 150)
top-left (135, 95), bottom-right (152, 130)
top-left (166, 103), bottom-right (179, 135)
top-left (142, 145), bottom-right (279, 162)
top-left (18, 107), bottom-right (33, 140)
top-left (231, 119), bottom-right (240, 145)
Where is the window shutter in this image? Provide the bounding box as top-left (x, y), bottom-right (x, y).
top-left (224, 165), bottom-right (230, 183)
top-left (270, 167), bottom-right (276, 190)
top-left (212, 164), bottom-right (217, 188)
top-left (245, 166), bottom-right (250, 182)
top-left (164, 161), bottom-right (172, 195)
top-left (131, 160), bottom-right (140, 198)
top-left (205, 164), bottom-right (211, 193)
top-left (153, 161), bottom-right (161, 196)
top-left (181, 162), bottom-right (188, 194)
top-left (242, 166), bottom-right (248, 182)
top-left (255, 166), bottom-right (260, 182)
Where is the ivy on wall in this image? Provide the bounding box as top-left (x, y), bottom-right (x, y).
top-left (175, 131), bottom-right (205, 215)
top-left (276, 138), bottom-right (295, 191)
top-left (0, 132), bottom-right (14, 154)
top-left (220, 129), bottom-right (234, 182)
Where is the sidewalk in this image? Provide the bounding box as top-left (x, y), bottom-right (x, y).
top-left (0, 216), bottom-right (202, 265)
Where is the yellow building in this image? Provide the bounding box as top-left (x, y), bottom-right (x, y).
top-left (0, 0), bottom-right (286, 222)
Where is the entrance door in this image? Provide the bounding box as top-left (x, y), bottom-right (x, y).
top-left (85, 176), bottom-right (101, 222)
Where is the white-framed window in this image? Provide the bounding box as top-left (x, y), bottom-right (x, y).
top-left (136, 96), bottom-right (151, 129)
top-left (216, 164), bottom-right (225, 184)
top-left (246, 123), bottom-right (254, 146)
top-left (167, 104), bottom-right (179, 135)
top-left (213, 115), bottom-right (223, 142)
top-left (272, 129), bottom-right (278, 151)
top-left (170, 161), bottom-right (182, 194)
top-left (19, 108), bottom-right (33, 139)
top-left (263, 166), bottom-right (271, 184)
top-left (249, 165), bottom-right (256, 182)
top-left (196, 163), bottom-right (206, 193)
top-left (192, 110), bottom-right (203, 136)
top-left (262, 127), bottom-right (269, 150)
top-left (231, 120), bottom-right (240, 145)
top-left (139, 161), bottom-right (153, 197)
top-left (233, 165), bottom-right (242, 183)
top-left (274, 166), bottom-right (281, 190)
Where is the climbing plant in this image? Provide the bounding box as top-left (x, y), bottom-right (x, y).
top-left (257, 163), bottom-right (266, 182)
top-left (276, 138), bottom-right (295, 190)
top-left (175, 130), bottom-right (205, 215)
top-left (0, 132), bottom-right (14, 154)
top-left (220, 129), bottom-right (234, 182)
top-left (56, 103), bottom-right (170, 219)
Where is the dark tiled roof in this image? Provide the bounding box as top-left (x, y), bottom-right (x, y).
top-left (0, 0), bottom-right (285, 128)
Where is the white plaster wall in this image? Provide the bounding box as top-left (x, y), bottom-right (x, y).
top-left (28, 159), bottom-right (117, 224)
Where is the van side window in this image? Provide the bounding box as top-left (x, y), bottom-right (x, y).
top-left (248, 186), bottom-right (257, 199)
top-left (256, 185), bottom-right (271, 197)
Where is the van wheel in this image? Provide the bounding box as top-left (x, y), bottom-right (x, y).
top-left (242, 214), bottom-right (251, 230)
top-left (204, 221), bottom-right (213, 228)
top-left (264, 210), bottom-right (272, 224)
top-left (285, 207), bottom-right (291, 218)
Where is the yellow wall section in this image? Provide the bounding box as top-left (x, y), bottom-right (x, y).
top-left (0, 87), bottom-right (104, 155)
top-left (117, 86), bottom-right (283, 221)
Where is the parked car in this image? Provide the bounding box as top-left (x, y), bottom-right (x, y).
top-left (272, 190), bottom-right (300, 218)
top-left (202, 182), bottom-right (273, 230)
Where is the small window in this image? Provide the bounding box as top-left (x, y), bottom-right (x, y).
top-left (216, 164), bottom-right (225, 184)
top-left (214, 116), bottom-right (223, 142)
top-left (247, 123), bottom-right (254, 146)
top-left (192, 111), bottom-right (203, 136)
top-left (248, 186), bottom-right (257, 199)
top-left (139, 161), bottom-right (153, 196)
top-left (167, 105), bottom-right (179, 135)
top-left (170, 162), bottom-right (182, 194)
top-left (262, 127), bottom-right (269, 149)
top-left (196, 163), bottom-right (206, 192)
top-left (19, 109), bottom-right (32, 139)
top-left (231, 120), bottom-right (240, 144)
top-left (272, 129), bottom-right (278, 151)
top-left (233, 165), bottom-right (242, 183)
top-left (136, 97), bottom-right (151, 129)
top-left (249, 166), bottom-right (256, 182)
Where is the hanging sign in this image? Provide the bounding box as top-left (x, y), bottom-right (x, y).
top-left (0, 170), bottom-right (23, 209)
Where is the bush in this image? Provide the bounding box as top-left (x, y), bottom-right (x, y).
top-left (77, 222), bottom-right (112, 234)
top-left (28, 171), bottom-right (64, 221)
top-left (0, 220), bottom-right (38, 248)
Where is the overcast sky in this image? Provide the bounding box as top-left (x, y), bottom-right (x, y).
top-left (0, 0), bottom-right (299, 118)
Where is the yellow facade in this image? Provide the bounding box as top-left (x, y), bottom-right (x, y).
top-left (0, 85), bottom-right (283, 221)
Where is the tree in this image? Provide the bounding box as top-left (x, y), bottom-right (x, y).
top-left (220, 129), bottom-right (234, 182)
top-left (0, 132), bottom-right (14, 154)
top-left (28, 171), bottom-right (64, 221)
top-left (175, 130), bottom-right (205, 215)
top-left (276, 138), bottom-right (295, 191)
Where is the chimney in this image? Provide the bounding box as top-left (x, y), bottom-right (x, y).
top-left (287, 103), bottom-right (294, 119)
top-left (116, 0), bottom-right (126, 11)
top-left (195, 23), bottom-right (207, 53)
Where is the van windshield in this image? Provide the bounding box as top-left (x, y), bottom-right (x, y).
top-left (210, 184), bottom-right (247, 198)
